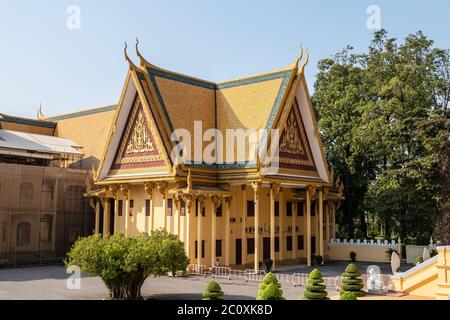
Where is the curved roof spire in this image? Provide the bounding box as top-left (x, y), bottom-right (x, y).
top-left (124, 41), bottom-right (138, 70)
top-left (37, 102), bottom-right (45, 120)
top-left (294, 44), bottom-right (304, 71)
top-left (299, 48), bottom-right (309, 75)
top-left (135, 38), bottom-right (153, 68)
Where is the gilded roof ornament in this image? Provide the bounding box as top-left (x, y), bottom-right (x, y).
top-left (299, 48), bottom-right (309, 75)
top-left (294, 44), bottom-right (304, 71)
top-left (124, 41), bottom-right (137, 71)
top-left (135, 38), bottom-right (152, 68)
top-left (37, 103), bottom-right (45, 120)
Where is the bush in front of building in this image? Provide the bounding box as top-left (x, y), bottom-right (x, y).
top-left (202, 281), bottom-right (224, 300)
top-left (257, 272), bottom-right (284, 300)
top-left (340, 291), bottom-right (358, 300)
top-left (65, 230), bottom-right (189, 300)
top-left (340, 263), bottom-right (366, 297)
top-left (303, 268), bottom-right (329, 300)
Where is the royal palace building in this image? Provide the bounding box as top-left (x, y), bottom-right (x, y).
top-left (42, 44), bottom-right (344, 271)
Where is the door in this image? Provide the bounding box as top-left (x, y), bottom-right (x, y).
top-left (109, 199), bottom-right (115, 234)
top-left (263, 237), bottom-right (270, 260)
top-left (235, 239), bottom-right (242, 265)
top-left (311, 236), bottom-right (316, 254)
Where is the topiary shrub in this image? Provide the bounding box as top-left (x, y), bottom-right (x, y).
top-left (303, 268), bottom-right (329, 300)
top-left (340, 291), bottom-right (358, 300)
top-left (202, 281), bottom-right (224, 300)
top-left (313, 255), bottom-right (323, 266)
top-left (340, 263), bottom-right (366, 297)
top-left (256, 272), bottom-right (284, 300)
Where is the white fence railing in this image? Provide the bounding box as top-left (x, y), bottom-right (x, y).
top-left (188, 264), bottom-right (394, 291)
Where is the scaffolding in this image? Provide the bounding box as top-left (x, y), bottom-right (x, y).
top-left (0, 163), bottom-right (94, 266)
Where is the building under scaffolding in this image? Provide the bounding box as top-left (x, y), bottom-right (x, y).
top-left (0, 113), bottom-right (94, 266)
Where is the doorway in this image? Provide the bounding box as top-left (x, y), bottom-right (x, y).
top-left (235, 239), bottom-right (242, 265)
top-left (263, 237), bottom-right (270, 260)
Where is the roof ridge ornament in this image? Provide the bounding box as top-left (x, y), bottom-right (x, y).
top-left (299, 48), bottom-right (309, 75)
top-left (37, 102), bottom-right (45, 120)
top-left (135, 38), bottom-right (153, 68)
top-left (124, 41), bottom-right (138, 71)
top-left (294, 44), bottom-right (304, 71)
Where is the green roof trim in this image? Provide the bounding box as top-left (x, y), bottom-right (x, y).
top-left (46, 105), bottom-right (117, 121)
top-left (0, 113), bottom-right (56, 129)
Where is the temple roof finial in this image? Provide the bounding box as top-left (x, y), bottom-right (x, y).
top-left (299, 48), bottom-right (309, 74)
top-left (135, 38), bottom-right (152, 68)
top-left (124, 41), bottom-right (137, 70)
top-left (294, 44), bottom-right (304, 71)
top-left (187, 168), bottom-right (192, 192)
top-left (37, 102), bottom-right (45, 120)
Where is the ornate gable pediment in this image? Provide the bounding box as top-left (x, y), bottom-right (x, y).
top-left (279, 99), bottom-right (316, 171)
top-left (110, 95), bottom-right (166, 173)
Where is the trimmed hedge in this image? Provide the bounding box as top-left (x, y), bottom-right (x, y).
top-left (340, 263), bottom-right (366, 297)
top-left (303, 268), bottom-right (329, 300)
top-left (202, 281), bottom-right (224, 300)
top-left (257, 272), bottom-right (284, 300)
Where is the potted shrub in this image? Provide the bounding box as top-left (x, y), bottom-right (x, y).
top-left (349, 251), bottom-right (357, 262)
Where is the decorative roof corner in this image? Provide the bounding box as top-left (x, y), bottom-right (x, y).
top-left (124, 41), bottom-right (139, 71)
top-left (298, 48), bottom-right (309, 75)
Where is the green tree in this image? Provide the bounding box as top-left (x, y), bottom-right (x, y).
top-left (256, 272), bottom-right (284, 300)
top-left (65, 230), bottom-right (189, 300)
top-left (313, 29), bottom-right (450, 242)
top-left (303, 269), bottom-right (329, 300)
top-left (340, 263), bottom-right (365, 297)
top-left (202, 281), bottom-right (224, 300)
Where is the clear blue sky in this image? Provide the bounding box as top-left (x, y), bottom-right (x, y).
top-left (1, 0), bottom-right (449, 118)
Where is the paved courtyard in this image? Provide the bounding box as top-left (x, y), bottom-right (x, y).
top-left (0, 261), bottom-right (414, 300)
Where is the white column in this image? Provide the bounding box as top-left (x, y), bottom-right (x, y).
top-left (279, 189), bottom-right (284, 262)
top-left (103, 198), bottom-right (110, 237)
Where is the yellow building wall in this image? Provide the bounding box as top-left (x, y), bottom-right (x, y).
top-left (327, 246), bottom-right (393, 263)
top-left (53, 109), bottom-right (116, 169)
top-left (107, 183), bottom-right (331, 267)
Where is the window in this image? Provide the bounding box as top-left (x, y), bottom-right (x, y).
top-left (275, 237), bottom-right (280, 252)
top-left (286, 236), bottom-right (292, 251)
top-left (286, 202), bottom-right (292, 217)
top-left (216, 204), bottom-right (222, 217)
top-left (195, 200), bottom-right (205, 217)
top-left (118, 200), bottom-right (123, 216)
top-left (168, 199), bottom-right (173, 216)
top-left (19, 182), bottom-right (33, 203)
top-left (216, 240), bottom-right (222, 257)
top-left (274, 201), bottom-right (279, 217)
top-left (201, 240), bottom-right (205, 258)
top-left (180, 200), bottom-right (186, 216)
top-left (2, 221), bottom-right (7, 242)
top-left (298, 235), bottom-right (304, 250)
top-left (311, 202), bottom-right (315, 216)
top-left (297, 202), bottom-right (304, 216)
top-left (247, 238), bottom-right (255, 254)
top-left (195, 241), bottom-right (206, 258)
top-left (129, 199), bottom-right (134, 216)
top-left (145, 199), bottom-right (151, 217)
top-left (247, 201), bottom-right (255, 217)
top-left (16, 222), bottom-right (31, 247)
